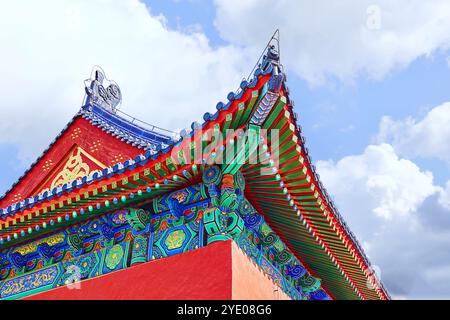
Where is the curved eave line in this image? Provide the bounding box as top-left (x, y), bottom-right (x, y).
top-left (259, 84), bottom-right (389, 299)
top-left (0, 72), bottom-right (271, 246)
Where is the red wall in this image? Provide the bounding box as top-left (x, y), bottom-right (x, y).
top-left (26, 241), bottom-right (232, 300)
top-left (231, 242), bottom-right (290, 300)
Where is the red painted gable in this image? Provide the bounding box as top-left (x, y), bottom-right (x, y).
top-left (0, 116), bottom-right (143, 209)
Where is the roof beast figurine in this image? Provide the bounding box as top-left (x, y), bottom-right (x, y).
top-left (84, 67), bottom-right (122, 113)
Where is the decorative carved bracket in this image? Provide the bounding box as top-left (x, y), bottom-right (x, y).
top-left (126, 208), bottom-right (151, 232)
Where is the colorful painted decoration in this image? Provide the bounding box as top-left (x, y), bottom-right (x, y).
top-left (0, 44), bottom-right (388, 300)
top-left (104, 244), bottom-right (124, 270)
top-left (126, 208), bottom-right (151, 232)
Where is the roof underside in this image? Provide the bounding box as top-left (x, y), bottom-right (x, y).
top-left (0, 53), bottom-right (389, 300)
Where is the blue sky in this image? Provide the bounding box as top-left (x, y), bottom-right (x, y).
top-left (1, 0), bottom-right (450, 299)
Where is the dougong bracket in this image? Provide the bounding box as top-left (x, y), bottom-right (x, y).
top-left (202, 165), bottom-right (245, 244)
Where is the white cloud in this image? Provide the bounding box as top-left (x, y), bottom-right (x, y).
top-left (214, 0), bottom-right (450, 84)
top-left (0, 0), bottom-right (251, 165)
top-left (317, 143), bottom-right (437, 220)
top-left (1, 0), bottom-right (449, 299)
top-left (316, 143), bottom-right (450, 298)
top-left (424, 264), bottom-right (450, 286)
top-left (439, 181), bottom-right (450, 210)
top-left (376, 102), bottom-right (450, 163)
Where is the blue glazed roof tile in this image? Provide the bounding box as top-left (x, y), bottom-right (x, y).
top-left (81, 103), bottom-right (173, 153)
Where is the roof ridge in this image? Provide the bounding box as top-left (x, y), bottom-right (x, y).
top-left (0, 104), bottom-right (175, 207)
top-left (0, 67), bottom-right (179, 206)
top-left (0, 59), bottom-right (273, 217)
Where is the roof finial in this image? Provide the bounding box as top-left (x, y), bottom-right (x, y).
top-left (268, 28), bottom-right (280, 59)
top-left (241, 29), bottom-right (281, 85)
top-left (83, 66), bottom-right (122, 113)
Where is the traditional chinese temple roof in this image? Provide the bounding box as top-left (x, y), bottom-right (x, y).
top-left (0, 39), bottom-right (389, 300)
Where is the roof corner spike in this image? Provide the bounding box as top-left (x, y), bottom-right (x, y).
top-left (264, 32), bottom-right (285, 92)
top-left (262, 29), bottom-right (281, 69)
top-left (268, 28), bottom-right (280, 60)
top-left (240, 29), bottom-right (281, 84)
top-left (82, 66), bottom-right (122, 114)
